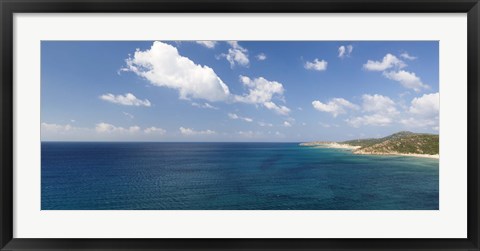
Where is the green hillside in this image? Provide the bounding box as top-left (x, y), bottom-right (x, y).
top-left (341, 131), bottom-right (439, 155)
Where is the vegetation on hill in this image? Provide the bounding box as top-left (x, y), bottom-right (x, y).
top-left (341, 131), bottom-right (439, 155)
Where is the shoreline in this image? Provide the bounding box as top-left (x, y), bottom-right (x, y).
top-left (310, 142), bottom-right (361, 150)
top-left (353, 151), bottom-right (439, 159)
top-left (300, 143), bottom-right (439, 159)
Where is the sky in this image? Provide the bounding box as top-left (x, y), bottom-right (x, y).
top-left (41, 41), bottom-right (439, 142)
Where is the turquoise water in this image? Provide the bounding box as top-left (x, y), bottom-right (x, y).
top-left (41, 142), bottom-right (439, 210)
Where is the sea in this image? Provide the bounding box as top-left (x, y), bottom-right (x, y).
top-left (41, 142), bottom-right (439, 210)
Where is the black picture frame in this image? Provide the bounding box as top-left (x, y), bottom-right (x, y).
top-left (1, 0), bottom-right (479, 250)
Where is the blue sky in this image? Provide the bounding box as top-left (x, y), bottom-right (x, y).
top-left (41, 41), bottom-right (439, 142)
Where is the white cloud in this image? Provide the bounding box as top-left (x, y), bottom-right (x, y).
top-left (124, 41), bottom-right (231, 102)
top-left (42, 122), bottom-right (76, 133)
top-left (179, 127), bottom-right (215, 136)
top-left (400, 92), bottom-right (439, 130)
top-left (346, 114), bottom-right (393, 127)
top-left (312, 94), bottom-right (399, 127)
top-left (41, 123), bottom-right (91, 140)
top-left (400, 117), bottom-right (437, 127)
top-left (43, 122), bottom-right (168, 139)
top-left (123, 112), bottom-right (134, 119)
top-left (346, 94), bottom-right (399, 127)
top-left (400, 52), bottom-right (417, 60)
top-left (100, 93), bottom-right (151, 107)
top-left (95, 123), bottom-right (140, 134)
top-left (408, 92), bottom-right (439, 116)
top-left (361, 94), bottom-right (398, 114)
top-left (304, 59), bottom-right (328, 71)
top-left (144, 126), bottom-right (166, 134)
top-left (338, 45), bottom-right (353, 58)
top-left (256, 53), bottom-right (267, 61)
top-left (363, 53), bottom-right (406, 71)
top-left (127, 126), bottom-right (140, 133)
top-left (235, 75), bottom-right (290, 116)
top-left (258, 122), bottom-right (273, 127)
top-left (383, 70), bottom-right (429, 92)
top-left (345, 93), bottom-right (438, 130)
top-left (221, 41), bottom-right (249, 68)
top-left (283, 121), bottom-right (292, 127)
top-left (195, 41), bottom-right (217, 49)
top-left (263, 102), bottom-right (291, 116)
top-left (363, 53), bottom-right (428, 92)
top-left (228, 113), bottom-right (253, 122)
top-left (312, 98), bottom-right (359, 117)
top-left (191, 102), bottom-right (219, 110)
top-left (236, 75), bottom-right (284, 103)
top-left (236, 130), bottom-right (262, 138)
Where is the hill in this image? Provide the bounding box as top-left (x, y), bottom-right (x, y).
top-left (300, 131), bottom-right (439, 157)
top-left (342, 131), bottom-right (439, 155)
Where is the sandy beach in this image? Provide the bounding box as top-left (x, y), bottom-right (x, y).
top-left (301, 142), bottom-right (439, 159)
top-left (353, 151), bottom-right (439, 159)
top-left (312, 142), bottom-right (361, 150)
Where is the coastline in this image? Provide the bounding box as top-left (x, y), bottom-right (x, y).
top-left (310, 142), bottom-right (361, 150)
top-left (353, 151), bottom-right (439, 159)
top-left (300, 143), bottom-right (439, 159)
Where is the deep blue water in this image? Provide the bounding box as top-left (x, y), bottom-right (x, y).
top-left (41, 142), bottom-right (439, 210)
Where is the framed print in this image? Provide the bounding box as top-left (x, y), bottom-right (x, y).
top-left (1, 0), bottom-right (479, 250)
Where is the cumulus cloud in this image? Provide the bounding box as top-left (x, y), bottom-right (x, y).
top-left (100, 93), bottom-right (151, 107)
top-left (221, 41), bottom-right (249, 68)
top-left (228, 113), bottom-right (253, 122)
top-left (312, 98), bottom-right (359, 117)
top-left (283, 121), bottom-right (292, 127)
top-left (408, 92), bottom-right (439, 116)
top-left (235, 76), bottom-right (284, 103)
top-left (304, 59), bottom-right (328, 71)
top-left (338, 45), bottom-right (353, 58)
top-left (235, 75), bottom-right (291, 115)
top-left (263, 102), bottom-right (291, 116)
top-left (191, 102), bottom-right (219, 110)
top-left (195, 41), bottom-right (217, 49)
top-left (179, 127), bottom-right (215, 136)
top-left (383, 70), bottom-right (429, 92)
top-left (346, 94), bottom-right (399, 127)
top-left (43, 122), bottom-right (169, 139)
top-left (363, 53), bottom-right (428, 92)
top-left (363, 53), bottom-right (406, 71)
top-left (41, 122), bottom-right (92, 141)
top-left (256, 53), bottom-right (267, 61)
top-left (346, 114), bottom-right (394, 127)
top-left (400, 117), bottom-right (437, 128)
top-left (95, 123), bottom-right (140, 134)
top-left (143, 126), bottom-right (166, 134)
top-left (124, 41), bottom-right (231, 102)
top-left (401, 92), bottom-right (439, 130)
top-left (42, 122), bottom-right (76, 133)
top-left (124, 43), bottom-right (290, 116)
top-left (361, 94), bottom-right (398, 114)
top-left (400, 52), bottom-right (417, 60)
